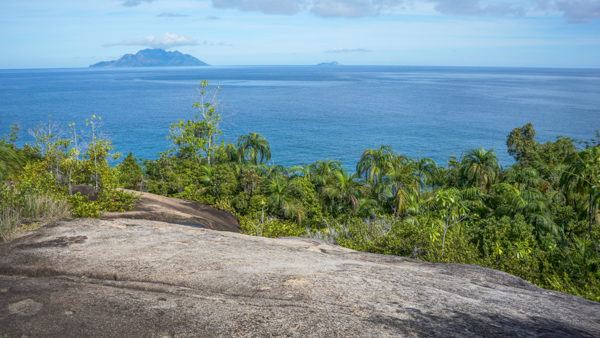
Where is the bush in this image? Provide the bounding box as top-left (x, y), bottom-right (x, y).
top-left (99, 189), bottom-right (138, 212)
top-left (117, 153), bottom-right (144, 190)
top-left (68, 193), bottom-right (101, 218)
top-left (240, 216), bottom-right (305, 238)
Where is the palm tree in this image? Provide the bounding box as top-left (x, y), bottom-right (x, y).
top-left (386, 161), bottom-right (420, 217)
top-left (521, 189), bottom-right (558, 240)
top-left (237, 133), bottom-right (271, 165)
top-left (493, 183), bottom-right (558, 240)
top-left (322, 169), bottom-right (362, 215)
top-left (217, 143), bottom-right (240, 164)
top-left (307, 160), bottom-right (342, 187)
top-left (356, 146), bottom-right (396, 186)
top-left (459, 148), bottom-right (500, 192)
top-left (561, 146), bottom-right (600, 234)
top-left (266, 174), bottom-right (305, 224)
top-left (357, 147), bottom-right (422, 216)
top-left (415, 158), bottom-right (439, 190)
top-left (288, 165), bottom-right (309, 178)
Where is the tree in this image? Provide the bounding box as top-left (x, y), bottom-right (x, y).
top-left (431, 188), bottom-right (469, 259)
top-left (386, 160), bottom-right (420, 217)
top-left (61, 123), bottom-right (82, 194)
top-left (459, 148), bottom-right (500, 192)
top-left (118, 153), bottom-right (144, 190)
top-left (215, 143), bottom-right (240, 164)
top-left (306, 160), bottom-right (342, 189)
top-left (357, 146), bottom-right (396, 186)
top-left (561, 146), bottom-right (600, 234)
top-left (170, 81), bottom-right (222, 165)
top-left (237, 132), bottom-right (271, 165)
top-left (240, 166), bottom-right (262, 195)
top-left (322, 169), bottom-right (362, 215)
top-left (85, 115), bottom-right (116, 191)
top-left (265, 174), bottom-right (305, 224)
top-left (507, 123), bottom-right (537, 164)
top-left (415, 158), bottom-right (439, 190)
top-left (29, 121), bottom-right (69, 180)
top-left (493, 183), bottom-right (558, 241)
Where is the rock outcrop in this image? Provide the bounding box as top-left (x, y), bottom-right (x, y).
top-left (1, 218), bottom-right (599, 337)
top-left (102, 190), bottom-right (240, 232)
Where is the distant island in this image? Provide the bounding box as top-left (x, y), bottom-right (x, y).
top-left (317, 61), bottom-right (341, 66)
top-left (90, 49), bottom-right (208, 68)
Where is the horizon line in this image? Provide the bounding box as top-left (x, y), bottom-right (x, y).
top-left (1, 64), bottom-right (600, 71)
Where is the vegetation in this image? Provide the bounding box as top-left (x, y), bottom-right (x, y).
top-left (1, 82), bottom-right (598, 302)
top-left (0, 117), bottom-right (137, 239)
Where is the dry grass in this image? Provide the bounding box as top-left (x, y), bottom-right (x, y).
top-left (0, 194), bottom-right (70, 241)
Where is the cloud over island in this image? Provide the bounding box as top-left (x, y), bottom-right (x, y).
top-left (103, 32), bottom-right (198, 49)
top-left (103, 32), bottom-right (231, 49)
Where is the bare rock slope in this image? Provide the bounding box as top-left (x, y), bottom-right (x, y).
top-left (1, 218), bottom-right (599, 337)
top-left (102, 190), bottom-right (240, 232)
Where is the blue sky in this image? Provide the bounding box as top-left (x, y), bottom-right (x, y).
top-left (1, 0), bottom-right (599, 68)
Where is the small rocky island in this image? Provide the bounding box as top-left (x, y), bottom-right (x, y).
top-left (90, 49), bottom-right (208, 68)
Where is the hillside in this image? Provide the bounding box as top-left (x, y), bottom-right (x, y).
top-left (90, 49), bottom-right (208, 68)
top-left (1, 217), bottom-right (599, 337)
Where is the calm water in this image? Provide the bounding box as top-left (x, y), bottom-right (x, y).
top-left (1, 66), bottom-right (599, 169)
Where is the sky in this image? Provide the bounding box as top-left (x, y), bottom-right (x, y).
top-left (0, 0), bottom-right (599, 68)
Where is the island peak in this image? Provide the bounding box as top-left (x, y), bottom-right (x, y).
top-left (90, 49), bottom-right (208, 68)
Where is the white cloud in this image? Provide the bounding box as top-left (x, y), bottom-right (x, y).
top-left (104, 32), bottom-right (199, 49)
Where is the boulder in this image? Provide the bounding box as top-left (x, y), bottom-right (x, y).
top-left (0, 218), bottom-right (598, 337)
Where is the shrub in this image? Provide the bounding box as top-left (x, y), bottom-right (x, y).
top-left (117, 153), bottom-right (144, 190)
top-left (99, 189), bottom-right (138, 212)
top-left (240, 216), bottom-right (305, 238)
top-left (68, 193), bottom-right (101, 218)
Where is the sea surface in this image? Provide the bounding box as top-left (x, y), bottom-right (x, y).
top-left (1, 66), bottom-right (599, 169)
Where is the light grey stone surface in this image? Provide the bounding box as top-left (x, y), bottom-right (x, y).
top-left (1, 218), bottom-right (599, 337)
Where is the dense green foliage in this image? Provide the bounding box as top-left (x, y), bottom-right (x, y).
top-left (0, 117), bottom-right (137, 238)
top-left (1, 82), bottom-right (598, 301)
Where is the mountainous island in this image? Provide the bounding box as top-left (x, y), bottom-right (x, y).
top-left (317, 61), bottom-right (341, 66)
top-left (90, 49), bottom-right (208, 68)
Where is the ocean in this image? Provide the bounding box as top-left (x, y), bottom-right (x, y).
top-left (1, 66), bottom-right (599, 169)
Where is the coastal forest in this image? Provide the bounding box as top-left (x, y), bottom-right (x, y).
top-left (1, 81), bottom-right (599, 301)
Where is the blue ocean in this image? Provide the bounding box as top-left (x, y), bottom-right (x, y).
top-left (1, 66), bottom-right (599, 168)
